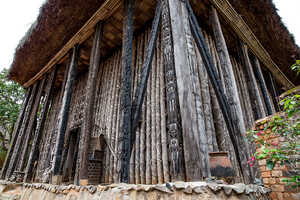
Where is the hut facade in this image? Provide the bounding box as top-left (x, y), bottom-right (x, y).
top-left (2, 0), bottom-right (299, 186)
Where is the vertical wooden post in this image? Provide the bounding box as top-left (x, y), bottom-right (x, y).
top-left (18, 77), bottom-right (47, 172)
top-left (79, 22), bottom-right (103, 185)
top-left (268, 71), bottom-right (281, 112)
top-left (161, 0), bottom-right (184, 181)
top-left (1, 87), bottom-right (32, 179)
top-left (210, 7), bottom-right (253, 182)
top-left (6, 82), bottom-right (39, 179)
top-left (52, 45), bottom-right (79, 184)
top-left (252, 56), bottom-right (274, 115)
top-left (24, 66), bottom-right (58, 182)
top-left (240, 42), bottom-right (266, 119)
top-left (120, 0), bottom-right (134, 183)
top-left (167, 0), bottom-right (210, 180)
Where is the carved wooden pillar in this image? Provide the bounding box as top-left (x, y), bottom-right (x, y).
top-left (240, 42), bottom-right (266, 119)
top-left (6, 81), bottom-right (39, 180)
top-left (52, 45), bottom-right (79, 184)
top-left (24, 66), bottom-right (58, 182)
top-left (1, 86), bottom-right (32, 179)
top-left (210, 7), bottom-right (253, 183)
top-left (79, 22), bottom-right (103, 185)
top-left (252, 56), bottom-right (275, 115)
top-left (161, 0), bottom-right (186, 181)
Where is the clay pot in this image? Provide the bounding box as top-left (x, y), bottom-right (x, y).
top-left (209, 152), bottom-right (235, 178)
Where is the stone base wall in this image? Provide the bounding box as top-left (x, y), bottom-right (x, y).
top-left (255, 118), bottom-right (300, 200)
top-left (0, 181), bottom-right (270, 200)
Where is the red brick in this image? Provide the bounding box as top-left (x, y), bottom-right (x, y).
top-left (271, 185), bottom-right (285, 192)
top-left (262, 171), bottom-right (271, 178)
top-left (272, 170), bottom-right (283, 177)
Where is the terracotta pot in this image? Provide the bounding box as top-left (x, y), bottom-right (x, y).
top-left (209, 152), bottom-right (235, 178)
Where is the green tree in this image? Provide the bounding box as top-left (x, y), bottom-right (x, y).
top-left (0, 68), bottom-right (25, 154)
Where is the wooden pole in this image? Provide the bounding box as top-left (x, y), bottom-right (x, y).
top-left (161, 0), bottom-right (186, 181)
top-left (252, 57), bottom-right (274, 115)
top-left (1, 87), bottom-right (32, 179)
top-left (6, 82), bottom-right (39, 179)
top-left (79, 22), bottom-right (103, 185)
top-left (131, 0), bottom-right (161, 145)
top-left (240, 42), bottom-right (266, 119)
top-left (18, 78), bottom-right (47, 172)
top-left (120, 0), bottom-right (135, 183)
top-left (52, 45), bottom-right (79, 184)
top-left (24, 66), bottom-right (58, 182)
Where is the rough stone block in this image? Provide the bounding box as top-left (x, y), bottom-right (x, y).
top-left (259, 160), bottom-right (266, 166)
top-left (262, 171), bottom-right (271, 178)
top-left (271, 185), bottom-right (285, 192)
top-left (272, 170), bottom-right (283, 177)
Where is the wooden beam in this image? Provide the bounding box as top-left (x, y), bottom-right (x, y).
top-left (169, 0), bottom-right (211, 180)
top-left (120, 0), bottom-right (135, 184)
top-left (208, 0), bottom-right (294, 89)
top-left (52, 45), bottom-right (79, 182)
top-left (131, 0), bottom-right (162, 149)
top-left (79, 22), bottom-right (103, 184)
top-left (24, 66), bottom-right (58, 182)
top-left (1, 87), bottom-right (32, 179)
top-left (23, 0), bottom-right (121, 88)
top-left (18, 77), bottom-right (47, 172)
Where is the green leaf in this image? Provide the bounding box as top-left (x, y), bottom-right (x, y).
top-left (266, 160), bottom-right (275, 170)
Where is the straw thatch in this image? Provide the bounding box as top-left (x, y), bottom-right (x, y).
top-left (8, 0), bottom-right (300, 86)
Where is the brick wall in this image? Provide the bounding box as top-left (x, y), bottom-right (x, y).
top-left (255, 118), bottom-right (299, 200)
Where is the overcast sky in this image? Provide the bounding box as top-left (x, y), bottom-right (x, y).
top-left (0, 0), bottom-right (299, 72)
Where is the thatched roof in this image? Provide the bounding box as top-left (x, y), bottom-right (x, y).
top-left (8, 0), bottom-right (300, 86)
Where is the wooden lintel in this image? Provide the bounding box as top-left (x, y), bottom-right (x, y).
top-left (209, 0), bottom-right (294, 89)
top-left (23, 0), bottom-right (121, 88)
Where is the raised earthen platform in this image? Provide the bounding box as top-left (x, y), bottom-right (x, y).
top-left (0, 181), bottom-right (271, 200)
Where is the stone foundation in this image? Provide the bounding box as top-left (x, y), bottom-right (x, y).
top-left (0, 181), bottom-right (270, 200)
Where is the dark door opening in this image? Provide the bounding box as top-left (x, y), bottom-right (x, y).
top-left (62, 128), bottom-right (80, 184)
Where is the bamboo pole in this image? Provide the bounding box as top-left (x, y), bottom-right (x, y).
top-left (134, 35), bottom-right (141, 184)
top-left (79, 22), bottom-right (103, 184)
top-left (104, 56), bottom-right (114, 183)
top-left (1, 86), bottom-right (32, 179)
top-left (52, 45), bottom-right (79, 184)
top-left (150, 32), bottom-right (158, 184)
top-left (138, 32), bottom-right (146, 184)
top-left (159, 29), bottom-right (170, 183)
top-left (156, 33), bottom-right (163, 184)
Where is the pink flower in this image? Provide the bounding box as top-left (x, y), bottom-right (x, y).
top-left (256, 131), bottom-right (264, 136)
top-left (272, 142), bottom-right (278, 146)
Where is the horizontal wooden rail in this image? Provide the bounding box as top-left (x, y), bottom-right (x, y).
top-left (209, 0), bottom-right (294, 89)
top-left (23, 0), bottom-right (121, 88)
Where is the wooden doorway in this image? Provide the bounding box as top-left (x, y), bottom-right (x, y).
top-left (62, 127), bottom-right (80, 184)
